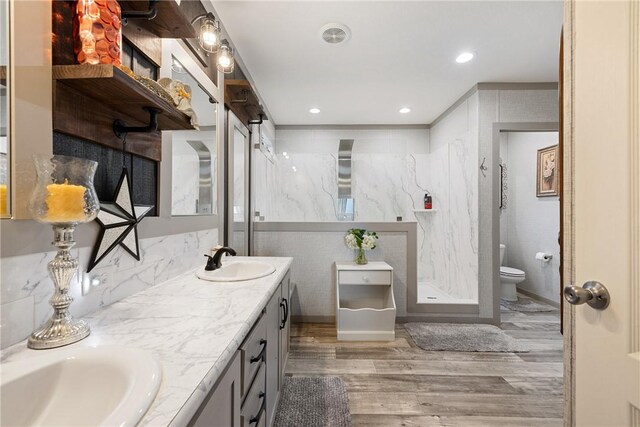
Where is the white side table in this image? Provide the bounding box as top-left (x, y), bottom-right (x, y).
top-left (335, 261), bottom-right (396, 341)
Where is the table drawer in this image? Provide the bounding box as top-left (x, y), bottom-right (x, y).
top-left (339, 270), bottom-right (391, 285)
top-left (240, 314), bottom-right (267, 398)
top-left (241, 362), bottom-right (266, 427)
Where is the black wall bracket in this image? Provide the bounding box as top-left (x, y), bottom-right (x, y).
top-left (248, 113), bottom-right (265, 126)
top-left (113, 107), bottom-right (162, 139)
top-left (121, 0), bottom-right (158, 24)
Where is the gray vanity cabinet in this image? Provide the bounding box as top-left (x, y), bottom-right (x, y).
top-left (188, 351), bottom-right (242, 427)
top-left (265, 288), bottom-right (280, 425)
top-left (189, 271), bottom-right (291, 427)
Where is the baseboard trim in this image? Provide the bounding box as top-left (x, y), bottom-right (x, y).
top-left (517, 288), bottom-right (561, 308)
top-left (291, 315), bottom-right (499, 325)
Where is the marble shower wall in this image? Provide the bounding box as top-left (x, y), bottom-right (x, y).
top-left (253, 128), bottom-right (431, 222)
top-left (0, 228), bottom-right (218, 348)
top-left (428, 94), bottom-right (480, 301)
top-left (252, 127), bottom-right (479, 302)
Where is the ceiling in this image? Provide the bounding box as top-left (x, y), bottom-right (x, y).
top-left (212, 1), bottom-right (563, 125)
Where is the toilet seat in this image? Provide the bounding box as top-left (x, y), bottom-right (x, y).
top-left (500, 266), bottom-right (525, 277)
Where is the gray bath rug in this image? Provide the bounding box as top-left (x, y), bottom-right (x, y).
top-left (404, 322), bottom-right (529, 353)
top-left (501, 297), bottom-right (555, 312)
top-left (273, 376), bottom-right (352, 427)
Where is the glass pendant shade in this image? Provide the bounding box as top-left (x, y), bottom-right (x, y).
top-left (216, 40), bottom-right (235, 74)
top-left (198, 17), bottom-right (221, 54)
top-left (28, 155), bottom-right (100, 225)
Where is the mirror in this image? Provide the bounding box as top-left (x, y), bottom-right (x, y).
top-left (170, 57), bottom-right (217, 216)
top-left (0, 0), bottom-right (9, 217)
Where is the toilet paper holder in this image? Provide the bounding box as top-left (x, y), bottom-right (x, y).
top-left (535, 252), bottom-right (553, 262)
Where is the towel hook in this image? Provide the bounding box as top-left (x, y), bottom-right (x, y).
top-left (480, 157), bottom-right (488, 177)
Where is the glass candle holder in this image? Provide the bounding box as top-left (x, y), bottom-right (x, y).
top-left (27, 155), bottom-right (100, 349)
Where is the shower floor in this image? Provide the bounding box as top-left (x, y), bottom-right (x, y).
top-left (417, 282), bottom-right (476, 304)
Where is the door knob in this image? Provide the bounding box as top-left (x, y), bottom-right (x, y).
top-left (563, 281), bottom-right (610, 310)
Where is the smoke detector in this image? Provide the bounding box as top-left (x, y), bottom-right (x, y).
top-left (320, 23), bottom-right (351, 44)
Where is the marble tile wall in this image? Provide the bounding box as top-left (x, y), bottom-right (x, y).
top-left (253, 126), bottom-right (479, 304)
top-left (428, 94), bottom-right (480, 302)
top-left (0, 228), bottom-right (218, 348)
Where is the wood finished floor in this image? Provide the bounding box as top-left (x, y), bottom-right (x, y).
top-left (286, 296), bottom-right (563, 427)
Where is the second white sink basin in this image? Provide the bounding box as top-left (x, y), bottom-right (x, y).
top-left (196, 261), bottom-right (276, 282)
top-left (0, 345), bottom-right (161, 427)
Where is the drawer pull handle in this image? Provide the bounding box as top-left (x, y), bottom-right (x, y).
top-left (249, 392), bottom-right (266, 425)
top-left (280, 298), bottom-right (289, 330)
top-left (250, 339), bottom-right (267, 364)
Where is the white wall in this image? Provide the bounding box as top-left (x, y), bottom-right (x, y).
top-left (500, 131), bottom-right (560, 303)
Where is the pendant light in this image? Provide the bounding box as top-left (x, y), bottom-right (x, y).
top-left (192, 13), bottom-right (221, 54)
top-left (216, 39), bottom-right (235, 74)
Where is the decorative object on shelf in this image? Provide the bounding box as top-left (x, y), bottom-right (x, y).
top-left (216, 39), bottom-right (235, 74)
top-left (344, 228), bottom-right (378, 265)
top-left (134, 75), bottom-right (174, 105)
top-left (424, 192), bottom-right (432, 209)
top-left (74, 0), bottom-right (122, 66)
top-left (158, 78), bottom-right (199, 129)
top-left (27, 155), bottom-right (100, 349)
top-left (88, 139), bottom-right (153, 272)
top-left (536, 144), bottom-right (558, 197)
top-left (499, 161), bottom-right (508, 209)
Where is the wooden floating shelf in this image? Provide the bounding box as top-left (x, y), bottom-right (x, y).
top-left (119, 0), bottom-right (196, 39)
top-left (53, 64), bottom-right (193, 132)
top-left (225, 79), bottom-right (266, 126)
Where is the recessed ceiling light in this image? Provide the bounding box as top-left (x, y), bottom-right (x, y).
top-left (456, 52), bottom-right (474, 64)
top-left (309, 108), bottom-right (321, 114)
top-left (399, 107), bottom-right (412, 114)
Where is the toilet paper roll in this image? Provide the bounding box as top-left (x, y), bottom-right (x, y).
top-left (535, 252), bottom-right (553, 262)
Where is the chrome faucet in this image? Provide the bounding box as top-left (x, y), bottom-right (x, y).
top-left (204, 247), bottom-right (237, 271)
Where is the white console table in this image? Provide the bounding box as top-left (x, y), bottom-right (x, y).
top-left (335, 261), bottom-right (396, 341)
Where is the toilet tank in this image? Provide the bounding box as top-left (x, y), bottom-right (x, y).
top-left (500, 244), bottom-right (506, 265)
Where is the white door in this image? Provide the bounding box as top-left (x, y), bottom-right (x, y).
top-left (570, 0), bottom-right (640, 425)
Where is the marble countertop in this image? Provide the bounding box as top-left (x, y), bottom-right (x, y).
top-left (1, 256), bottom-right (293, 427)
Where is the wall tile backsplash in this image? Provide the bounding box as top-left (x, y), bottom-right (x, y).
top-left (0, 228), bottom-right (218, 349)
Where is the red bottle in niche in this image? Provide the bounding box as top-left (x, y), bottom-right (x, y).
top-left (73, 0), bottom-right (122, 66)
top-left (424, 193), bottom-right (432, 210)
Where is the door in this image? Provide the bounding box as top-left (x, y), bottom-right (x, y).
top-left (227, 112), bottom-right (250, 255)
top-left (569, 1), bottom-right (640, 425)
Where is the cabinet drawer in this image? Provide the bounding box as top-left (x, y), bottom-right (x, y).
top-left (241, 314), bottom-right (267, 398)
top-left (241, 362), bottom-right (266, 427)
top-left (339, 270), bottom-right (391, 285)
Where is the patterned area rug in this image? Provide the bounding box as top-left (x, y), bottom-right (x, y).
top-left (404, 322), bottom-right (529, 353)
top-left (273, 376), bottom-right (352, 427)
top-left (501, 297), bottom-right (555, 312)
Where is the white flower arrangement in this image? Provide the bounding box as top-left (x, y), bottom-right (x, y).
top-left (344, 228), bottom-right (378, 251)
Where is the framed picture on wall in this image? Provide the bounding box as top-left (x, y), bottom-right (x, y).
top-left (536, 144), bottom-right (559, 197)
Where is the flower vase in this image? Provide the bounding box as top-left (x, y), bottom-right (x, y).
top-left (355, 247), bottom-right (368, 265)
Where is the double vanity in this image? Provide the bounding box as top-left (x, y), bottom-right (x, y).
top-left (0, 256), bottom-right (293, 427)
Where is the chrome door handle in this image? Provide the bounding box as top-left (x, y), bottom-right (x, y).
top-left (563, 281), bottom-right (610, 310)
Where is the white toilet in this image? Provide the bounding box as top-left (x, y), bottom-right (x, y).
top-left (500, 244), bottom-right (525, 301)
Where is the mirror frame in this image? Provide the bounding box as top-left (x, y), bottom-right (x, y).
top-left (159, 39), bottom-right (225, 238)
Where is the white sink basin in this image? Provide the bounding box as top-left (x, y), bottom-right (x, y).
top-left (196, 261), bottom-right (276, 282)
top-left (0, 345), bottom-right (161, 427)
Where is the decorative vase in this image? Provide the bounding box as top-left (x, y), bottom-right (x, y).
top-left (355, 247), bottom-right (368, 265)
top-left (27, 155), bottom-right (100, 349)
top-left (74, 0), bottom-right (122, 66)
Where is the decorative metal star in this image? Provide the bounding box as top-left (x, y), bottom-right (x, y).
top-left (87, 168), bottom-right (153, 272)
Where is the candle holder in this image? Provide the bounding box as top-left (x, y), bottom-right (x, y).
top-left (27, 155), bottom-right (99, 349)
